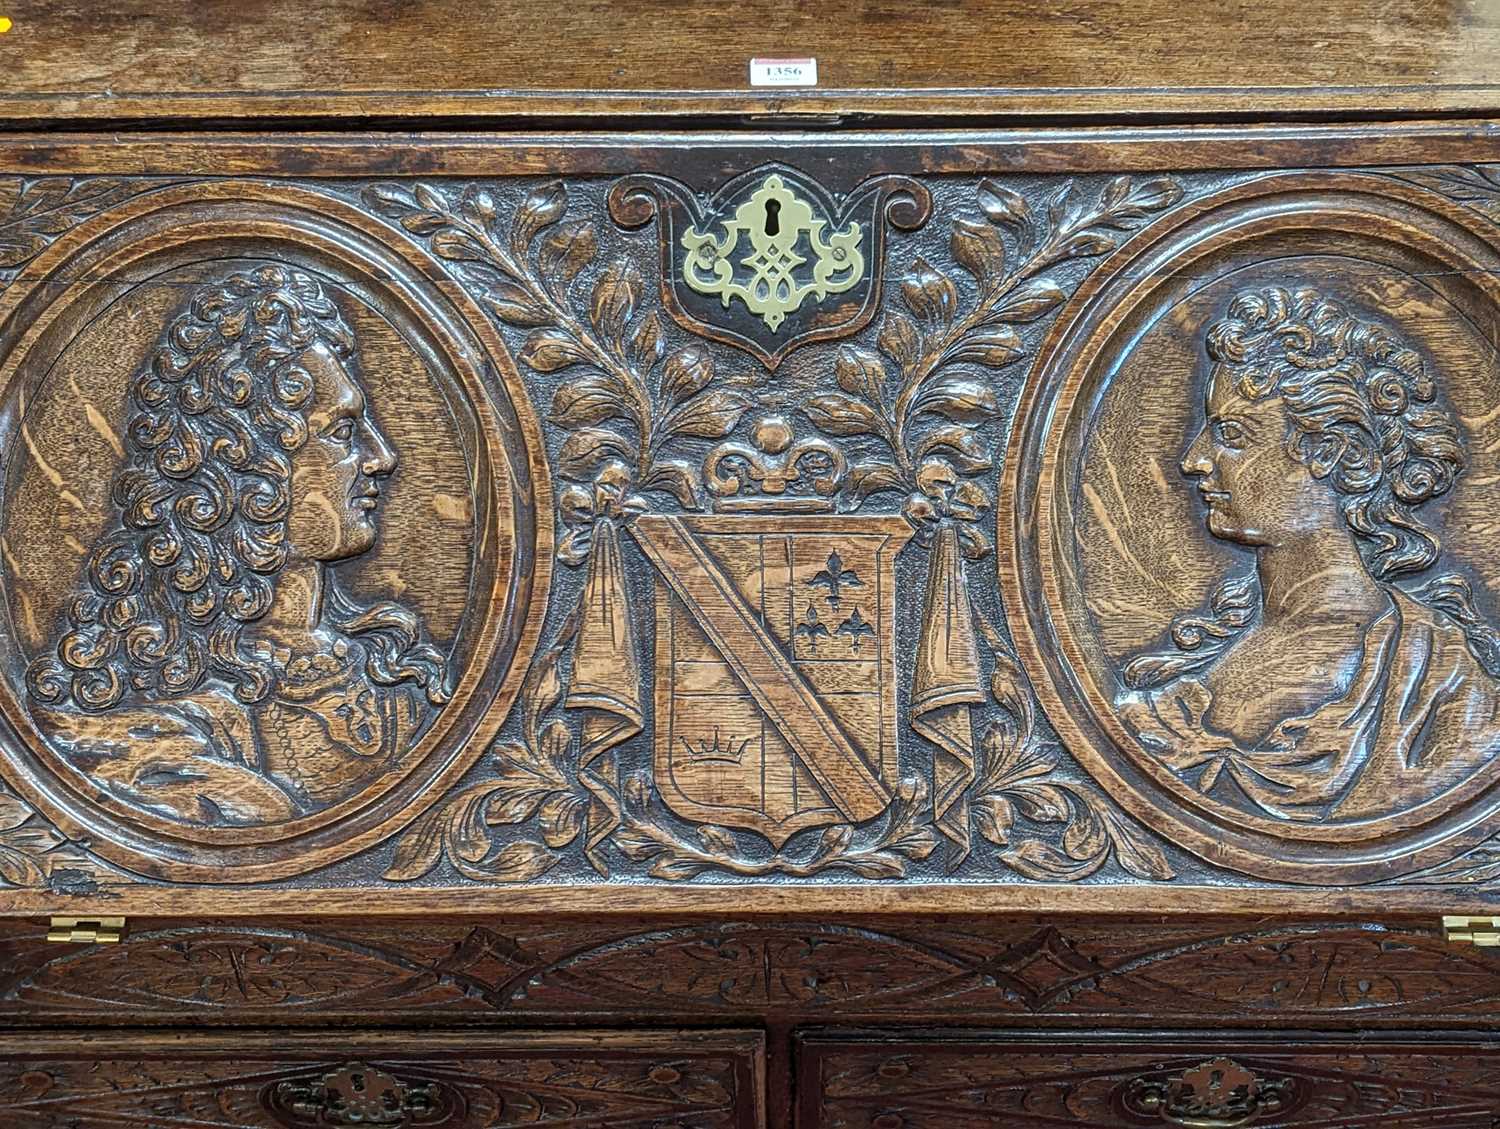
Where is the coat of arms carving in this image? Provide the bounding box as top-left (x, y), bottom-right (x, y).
top-left (8, 150), bottom-right (1500, 904)
top-left (635, 511), bottom-right (909, 845)
top-left (356, 166), bottom-right (1201, 888)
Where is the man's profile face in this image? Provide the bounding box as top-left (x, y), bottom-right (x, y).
top-left (286, 342), bottom-right (397, 563)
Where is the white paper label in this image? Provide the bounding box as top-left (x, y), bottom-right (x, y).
top-left (749, 57), bottom-right (818, 87)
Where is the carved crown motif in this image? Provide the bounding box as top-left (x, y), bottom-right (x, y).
top-left (705, 414), bottom-right (848, 511)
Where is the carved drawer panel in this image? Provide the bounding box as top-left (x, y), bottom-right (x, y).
top-left (796, 1032), bottom-right (1500, 1128)
top-left (0, 1029), bottom-right (764, 1128)
top-left (2, 915), bottom-right (1499, 1029)
top-left (5, 130), bottom-right (1500, 915)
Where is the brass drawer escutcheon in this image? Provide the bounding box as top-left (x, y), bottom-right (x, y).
top-left (1122, 1057), bottom-right (1295, 1127)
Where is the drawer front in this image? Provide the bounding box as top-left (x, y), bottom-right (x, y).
top-left (5, 130), bottom-right (1500, 916)
top-left (2, 915), bottom-right (1499, 1030)
top-left (797, 1033), bottom-right (1500, 1128)
top-left (0, 1029), bottom-right (763, 1128)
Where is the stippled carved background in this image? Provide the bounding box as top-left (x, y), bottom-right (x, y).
top-left (2, 156), bottom-right (1500, 901)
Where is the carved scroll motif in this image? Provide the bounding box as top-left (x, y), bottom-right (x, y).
top-left (609, 164), bottom-right (931, 368)
top-left (679, 172), bottom-right (866, 331)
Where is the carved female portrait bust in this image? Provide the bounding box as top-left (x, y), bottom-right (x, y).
top-left (25, 266), bottom-right (452, 826)
top-left (1115, 284), bottom-right (1500, 821)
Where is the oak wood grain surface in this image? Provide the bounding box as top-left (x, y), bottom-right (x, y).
top-left (1, 123), bottom-right (1500, 179)
top-left (1, 0), bottom-right (1499, 122)
top-left (2, 914), bottom-right (1496, 1029)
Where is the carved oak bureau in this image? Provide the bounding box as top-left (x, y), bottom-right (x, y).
top-left (9, 3), bottom-right (1500, 1127)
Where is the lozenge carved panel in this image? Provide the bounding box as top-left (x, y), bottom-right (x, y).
top-left (3, 915), bottom-right (1499, 1027)
top-left (0, 1030), bottom-right (762, 1129)
top-left (798, 1033), bottom-right (1500, 1128)
top-left (2, 138), bottom-right (1500, 908)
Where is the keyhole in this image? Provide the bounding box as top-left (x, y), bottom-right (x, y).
top-left (351, 1074), bottom-right (367, 1093)
top-left (764, 198), bottom-right (781, 236)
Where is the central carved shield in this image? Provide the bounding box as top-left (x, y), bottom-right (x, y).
top-left (632, 515), bottom-right (911, 845)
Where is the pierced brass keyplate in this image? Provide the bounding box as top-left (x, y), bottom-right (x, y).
top-left (681, 172), bottom-right (864, 330)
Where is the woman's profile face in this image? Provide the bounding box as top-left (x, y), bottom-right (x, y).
top-left (285, 341), bottom-right (397, 563)
top-left (1179, 365), bottom-right (1340, 547)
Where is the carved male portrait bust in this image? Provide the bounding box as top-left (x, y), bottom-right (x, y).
top-left (1116, 284), bottom-right (1500, 821)
top-left (25, 266), bottom-right (452, 826)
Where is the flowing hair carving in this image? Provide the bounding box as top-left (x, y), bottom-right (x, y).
top-left (27, 265), bottom-right (450, 713)
top-left (1125, 283), bottom-right (1500, 688)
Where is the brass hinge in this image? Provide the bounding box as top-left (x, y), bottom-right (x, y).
top-left (1443, 916), bottom-right (1500, 947)
top-left (46, 916), bottom-right (125, 944)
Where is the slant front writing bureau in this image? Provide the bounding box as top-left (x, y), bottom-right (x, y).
top-left (4, 3), bottom-right (1500, 1126)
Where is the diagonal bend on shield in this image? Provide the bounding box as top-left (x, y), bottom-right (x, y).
top-left (631, 514), bottom-right (893, 823)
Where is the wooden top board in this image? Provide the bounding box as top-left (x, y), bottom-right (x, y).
top-left (0, 0), bottom-right (1498, 123)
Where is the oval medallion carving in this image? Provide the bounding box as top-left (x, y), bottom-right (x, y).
top-left (0, 182), bottom-right (551, 881)
top-left (1004, 172), bottom-right (1500, 882)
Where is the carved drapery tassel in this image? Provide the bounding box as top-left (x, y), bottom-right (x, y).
top-left (565, 517), bottom-right (642, 874)
top-left (911, 523), bottom-right (984, 864)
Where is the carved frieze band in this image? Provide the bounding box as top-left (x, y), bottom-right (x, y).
top-left (2, 917), bottom-right (1498, 1024)
top-left (1, 161), bottom-right (1499, 895)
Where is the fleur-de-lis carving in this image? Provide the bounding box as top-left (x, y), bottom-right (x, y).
top-left (794, 603), bottom-right (831, 652)
top-left (807, 551), bottom-right (863, 611)
top-left (837, 607), bottom-right (877, 653)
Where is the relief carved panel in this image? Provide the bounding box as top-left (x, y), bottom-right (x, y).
top-left (0, 182), bottom-right (550, 883)
top-left (1006, 172), bottom-right (1500, 882)
top-left (4, 915), bottom-right (1499, 1026)
top-left (0, 1031), bottom-right (761, 1129)
top-left (800, 1036), bottom-right (1500, 1128)
top-left (0, 155), bottom-right (1497, 900)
